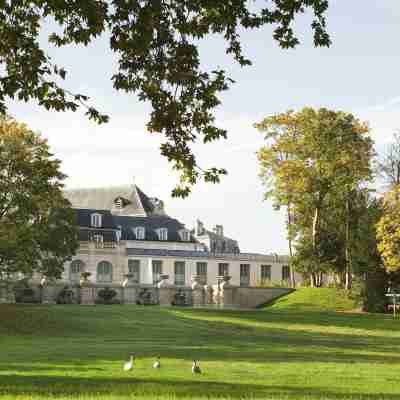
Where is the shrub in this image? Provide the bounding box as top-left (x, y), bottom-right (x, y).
top-left (96, 287), bottom-right (120, 304)
top-left (56, 286), bottom-right (75, 304)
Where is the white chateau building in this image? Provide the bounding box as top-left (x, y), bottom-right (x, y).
top-left (62, 182), bottom-right (291, 287)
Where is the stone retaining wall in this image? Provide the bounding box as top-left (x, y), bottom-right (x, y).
top-left (0, 276), bottom-right (293, 309)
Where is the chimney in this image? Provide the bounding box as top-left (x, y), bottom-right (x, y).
top-left (195, 219), bottom-right (204, 236)
top-left (214, 224), bottom-right (223, 237)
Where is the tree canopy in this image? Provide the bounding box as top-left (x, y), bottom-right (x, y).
top-left (376, 186), bottom-right (400, 273)
top-left (256, 108), bottom-right (375, 287)
top-left (0, 0), bottom-right (330, 196)
top-left (0, 116), bottom-right (78, 280)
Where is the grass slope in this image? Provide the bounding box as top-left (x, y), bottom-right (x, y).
top-left (269, 287), bottom-right (358, 312)
top-left (1, 289), bottom-right (399, 400)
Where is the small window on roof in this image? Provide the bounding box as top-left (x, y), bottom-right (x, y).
top-left (179, 229), bottom-right (190, 242)
top-left (158, 228), bottom-right (168, 241)
top-left (91, 213), bottom-right (102, 228)
top-left (115, 198), bottom-right (123, 209)
top-left (135, 226), bottom-right (145, 240)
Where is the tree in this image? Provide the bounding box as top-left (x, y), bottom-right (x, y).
top-left (376, 185), bottom-right (400, 273)
top-left (350, 195), bottom-right (389, 312)
top-left (377, 131), bottom-right (400, 189)
top-left (0, 116), bottom-right (78, 280)
top-left (256, 108), bottom-right (374, 288)
top-left (0, 1), bottom-right (331, 196)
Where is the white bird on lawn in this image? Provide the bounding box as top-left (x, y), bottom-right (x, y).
top-left (123, 354), bottom-right (134, 371)
top-left (153, 356), bottom-right (161, 369)
top-left (192, 360), bottom-right (201, 374)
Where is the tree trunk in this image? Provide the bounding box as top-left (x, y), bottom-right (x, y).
top-left (345, 196), bottom-right (352, 290)
top-left (312, 207), bottom-right (319, 250)
top-left (310, 273), bottom-right (316, 288)
top-left (287, 205), bottom-right (295, 288)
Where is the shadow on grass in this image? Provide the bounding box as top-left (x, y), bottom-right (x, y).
top-left (0, 374), bottom-right (399, 399)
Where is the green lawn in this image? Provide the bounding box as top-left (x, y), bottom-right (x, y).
top-left (1, 288), bottom-right (399, 400)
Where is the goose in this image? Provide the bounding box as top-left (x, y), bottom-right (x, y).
top-left (123, 354), bottom-right (134, 371)
top-left (153, 356), bottom-right (161, 369)
top-left (192, 360), bottom-right (201, 374)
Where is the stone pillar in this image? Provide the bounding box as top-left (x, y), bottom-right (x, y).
top-left (157, 274), bottom-right (174, 306)
top-left (41, 285), bottom-right (57, 304)
top-left (80, 284), bottom-right (95, 305)
top-left (142, 258), bottom-right (153, 285)
top-left (40, 278), bottom-right (57, 304)
top-left (122, 274), bottom-right (137, 304)
top-left (204, 284), bottom-right (214, 305)
top-left (0, 281), bottom-right (15, 304)
top-left (219, 276), bottom-right (236, 308)
top-left (191, 275), bottom-right (204, 307)
top-left (212, 276), bottom-right (224, 308)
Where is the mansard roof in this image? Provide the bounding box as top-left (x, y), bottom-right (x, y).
top-left (65, 184), bottom-right (158, 217)
top-left (74, 208), bottom-right (116, 229)
top-left (113, 215), bottom-right (194, 242)
top-left (73, 208), bottom-right (194, 242)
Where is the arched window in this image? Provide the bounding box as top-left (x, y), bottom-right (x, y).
top-left (70, 260), bottom-right (84, 282)
top-left (97, 261), bottom-right (113, 283)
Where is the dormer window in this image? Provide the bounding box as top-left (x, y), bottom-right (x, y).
top-left (114, 196), bottom-right (130, 210)
top-left (157, 228), bottom-right (168, 241)
top-left (135, 226), bottom-right (145, 240)
top-left (179, 229), bottom-right (191, 242)
top-left (115, 198), bottom-right (123, 209)
top-left (91, 213), bottom-right (102, 228)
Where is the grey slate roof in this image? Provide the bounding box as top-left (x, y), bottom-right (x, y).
top-left (74, 209), bottom-right (118, 241)
top-left (75, 209), bottom-right (116, 229)
top-left (65, 185), bottom-right (154, 216)
top-left (73, 208), bottom-right (193, 242)
top-left (113, 215), bottom-right (193, 242)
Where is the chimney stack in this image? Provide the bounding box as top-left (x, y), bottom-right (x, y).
top-left (214, 224), bottom-right (224, 237)
top-left (195, 219), bottom-right (204, 236)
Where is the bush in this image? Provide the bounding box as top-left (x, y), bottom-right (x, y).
top-left (13, 280), bottom-right (38, 303)
top-left (56, 286), bottom-right (75, 304)
top-left (96, 287), bottom-right (120, 304)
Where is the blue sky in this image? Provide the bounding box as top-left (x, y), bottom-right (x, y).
top-left (7, 1), bottom-right (400, 254)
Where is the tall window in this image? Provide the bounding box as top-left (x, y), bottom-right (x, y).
top-left (157, 228), bottom-right (168, 241)
top-left (218, 263), bottom-right (229, 277)
top-left (128, 260), bottom-right (140, 284)
top-left (282, 265), bottom-right (290, 282)
top-left (135, 227), bottom-right (145, 240)
top-left (240, 264), bottom-right (250, 287)
top-left (174, 261), bottom-right (185, 286)
top-left (261, 265), bottom-right (271, 282)
top-left (97, 261), bottom-right (113, 282)
top-left (196, 262), bottom-right (207, 285)
top-left (70, 260), bottom-right (84, 282)
top-left (91, 213), bottom-right (102, 228)
top-left (152, 260), bottom-right (162, 285)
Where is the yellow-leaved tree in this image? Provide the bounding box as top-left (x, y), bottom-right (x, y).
top-left (376, 186), bottom-right (400, 272)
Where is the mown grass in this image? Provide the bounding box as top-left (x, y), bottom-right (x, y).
top-left (1, 288), bottom-right (399, 399)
